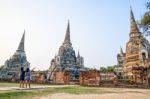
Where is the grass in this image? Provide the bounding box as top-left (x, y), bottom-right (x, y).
top-left (46, 86), bottom-right (101, 94)
top-left (0, 91), bottom-right (36, 99)
top-left (0, 82), bottom-right (19, 87)
top-left (0, 82), bottom-right (50, 87)
top-left (0, 86), bottom-right (119, 99)
top-left (0, 83), bottom-right (148, 99)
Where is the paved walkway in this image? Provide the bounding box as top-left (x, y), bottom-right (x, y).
top-left (0, 85), bottom-right (76, 91)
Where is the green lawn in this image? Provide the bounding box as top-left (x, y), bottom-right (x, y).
top-left (0, 83), bottom-right (148, 99)
top-left (0, 82), bottom-right (19, 87)
top-left (0, 82), bottom-right (50, 87)
top-left (0, 86), bottom-right (116, 99)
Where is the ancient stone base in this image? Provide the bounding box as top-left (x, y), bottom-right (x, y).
top-left (79, 70), bottom-right (100, 86)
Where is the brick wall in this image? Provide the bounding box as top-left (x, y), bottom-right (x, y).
top-left (53, 71), bottom-right (70, 84)
top-left (79, 70), bottom-right (100, 86)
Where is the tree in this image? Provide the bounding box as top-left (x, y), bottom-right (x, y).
top-left (100, 67), bottom-right (106, 72)
top-left (100, 66), bottom-right (114, 72)
top-left (139, 1), bottom-right (150, 36)
top-left (107, 66), bottom-right (114, 72)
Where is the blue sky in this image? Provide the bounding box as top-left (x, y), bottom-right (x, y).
top-left (0, 0), bottom-right (149, 70)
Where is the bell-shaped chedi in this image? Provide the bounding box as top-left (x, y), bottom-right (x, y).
top-left (129, 7), bottom-right (141, 37)
top-left (121, 7), bottom-right (150, 83)
top-left (0, 30), bottom-right (30, 80)
top-left (48, 21), bottom-right (84, 80)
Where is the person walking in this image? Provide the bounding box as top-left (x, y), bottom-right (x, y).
top-left (19, 67), bottom-right (25, 88)
top-left (25, 68), bottom-right (31, 88)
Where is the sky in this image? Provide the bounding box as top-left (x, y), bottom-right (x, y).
top-left (0, 0), bottom-right (149, 70)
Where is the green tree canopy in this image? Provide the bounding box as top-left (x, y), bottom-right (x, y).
top-left (100, 67), bottom-right (106, 72)
top-left (100, 66), bottom-right (114, 72)
top-left (107, 66), bottom-right (114, 72)
top-left (140, 1), bottom-right (150, 36)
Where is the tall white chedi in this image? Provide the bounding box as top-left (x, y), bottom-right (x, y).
top-left (48, 21), bottom-right (84, 80)
top-left (0, 31), bottom-right (30, 79)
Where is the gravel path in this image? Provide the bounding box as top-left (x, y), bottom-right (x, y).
top-left (42, 93), bottom-right (150, 99)
top-left (32, 88), bottom-right (150, 99)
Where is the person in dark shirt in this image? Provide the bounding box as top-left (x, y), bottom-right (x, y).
top-left (19, 67), bottom-right (25, 88)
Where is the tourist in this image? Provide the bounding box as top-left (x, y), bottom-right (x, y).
top-left (25, 68), bottom-right (31, 88)
top-left (19, 67), bottom-right (25, 88)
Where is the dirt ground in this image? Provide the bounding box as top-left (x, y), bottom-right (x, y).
top-left (32, 88), bottom-right (150, 99)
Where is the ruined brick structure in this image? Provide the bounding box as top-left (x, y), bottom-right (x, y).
top-left (48, 21), bottom-right (84, 81)
top-left (31, 71), bottom-right (47, 84)
top-left (79, 70), bottom-right (100, 86)
top-left (0, 31), bottom-right (30, 80)
top-left (114, 47), bottom-right (125, 78)
top-left (117, 7), bottom-right (150, 84)
top-left (53, 70), bottom-right (70, 84)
